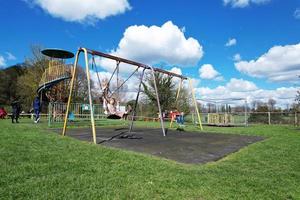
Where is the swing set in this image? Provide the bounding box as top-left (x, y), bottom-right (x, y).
top-left (62, 47), bottom-right (203, 144)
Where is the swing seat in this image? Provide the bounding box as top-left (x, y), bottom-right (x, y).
top-left (107, 114), bottom-right (122, 119)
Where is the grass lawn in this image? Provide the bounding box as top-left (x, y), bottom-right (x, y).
top-left (0, 118), bottom-right (299, 199)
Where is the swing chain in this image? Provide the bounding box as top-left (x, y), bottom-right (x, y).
top-left (92, 54), bottom-right (103, 91)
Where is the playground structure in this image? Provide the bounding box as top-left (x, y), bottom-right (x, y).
top-left (62, 47), bottom-right (203, 144)
top-left (38, 49), bottom-right (74, 102)
top-left (207, 113), bottom-right (234, 125)
top-left (197, 98), bottom-right (248, 126)
top-left (30, 48), bottom-right (300, 130)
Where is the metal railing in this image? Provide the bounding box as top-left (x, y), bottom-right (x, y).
top-left (39, 61), bottom-right (71, 87)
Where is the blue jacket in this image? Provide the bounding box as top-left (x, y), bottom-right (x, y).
top-left (33, 97), bottom-right (40, 110)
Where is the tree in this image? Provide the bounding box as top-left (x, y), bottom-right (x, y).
top-left (251, 100), bottom-right (258, 111)
top-left (268, 98), bottom-right (276, 111)
top-left (72, 66), bottom-right (93, 103)
top-left (256, 102), bottom-right (269, 112)
top-left (0, 64), bottom-right (26, 106)
top-left (207, 103), bottom-right (214, 113)
top-left (142, 72), bottom-right (176, 114)
top-left (176, 86), bottom-right (191, 114)
top-left (296, 91), bottom-right (300, 103)
top-left (16, 46), bottom-right (49, 111)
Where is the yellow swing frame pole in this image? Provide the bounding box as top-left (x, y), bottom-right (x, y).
top-left (189, 79), bottom-right (203, 130)
top-left (170, 79), bottom-right (183, 128)
top-left (83, 48), bottom-right (97, 144)
top-left (62, 48), bottom-right (97, 144)
top-left (62, 50), bottom-right (79, 137)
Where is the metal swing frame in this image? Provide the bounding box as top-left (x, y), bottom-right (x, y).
top-left (168, 78), bottom-right (203, 129)
top-left (62, 47), bottom-right (202, 144)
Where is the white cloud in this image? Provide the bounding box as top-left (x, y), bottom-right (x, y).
top-left (233, 53), bottom-right (242, 62)
top-left (0, 55), bottom-right (6, 68)
top-left (94, 56), bottom-right (138, 74)
top-left (199, 64), bottom-right (223, 80)
top-left (90, 70), bottom-right (112, 91)
top-left (95, 21), bottom-right (203, 75)
top-left (169, 67), bottom-right (182, 75)
top-left (294, 8), bottom-right (300, 19)
top-left (226, 78), bottom-right (257, 92)
top-left (223, 0), bottom-right (271, 8)
top-left (6, 52), bottom-right (16, 60)
top-left (225, 38), bottom-right (237, 47)
top-left (27, 0), bottom-right (131, 23)
top-left (196, 78), bottom-right (297, 107)
top-left (0, 52), bottom-right (17, 69)
top-left (108, 21), bottom-right (203, 67)
top-left (235, 43), bottom-right (300, 82)
top-left (90, 69), bottom-right (140, 101)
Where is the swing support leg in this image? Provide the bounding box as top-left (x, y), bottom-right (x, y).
top-left (150, 67), bottom-right (166, 136)
top-left (62, 48), bottom-right (97, 144)
top-left (189, 79), bottom-right (203, 130)
top-left (170, 79), bottom-right (183, 128)
top-left (129, 68), bottom-right (145, 133)
top-left (83, 48), bottom-right (97, 144)
top-left (62, 50), bottom-right (79, 137)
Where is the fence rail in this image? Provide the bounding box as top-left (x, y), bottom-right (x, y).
top-left (5, 108), bottom-right (300, 127)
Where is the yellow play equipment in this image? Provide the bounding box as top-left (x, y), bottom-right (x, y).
top-left (197, 98), bottom-right (248, 127)
top-left (207, 113), bottom-right (234, 125)
top-left (37, 49), bottom-right (74, 96)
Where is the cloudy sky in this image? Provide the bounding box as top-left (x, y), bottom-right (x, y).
top-left (1, 0), bottom-right (300, 105)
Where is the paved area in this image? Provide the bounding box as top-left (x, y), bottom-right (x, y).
top-left (52, 127), bottom-right (263, 164)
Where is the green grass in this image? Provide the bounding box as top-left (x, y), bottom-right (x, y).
top-left (0, 118), bottom-right (299, 199)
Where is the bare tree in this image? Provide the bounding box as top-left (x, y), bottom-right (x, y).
top-left (268, 98), bottom-right (276, 111)
top-left (251, 100), bottom-right (258, 111)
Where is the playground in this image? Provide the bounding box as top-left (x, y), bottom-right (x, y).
top-left (2, 1), bottom-right (300, 199)
top-left (0, 48), bottom-right (299, 199)
top-left (0, 119), bottom-right (299, 199)
top-left (52, 127), bottom-right (263, 164)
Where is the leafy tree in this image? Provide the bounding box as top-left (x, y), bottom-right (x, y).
top-left (142, 72), bottom-right (176, 114)
top-left (256, 102), bottom-right (269, 112)
top-left (16, 46), bottom-right (48, 111)
top-left (141, 72), bottom-right (192, 116)
top-left (0, 64), bottom-right (25, 106)
top-left (72, 66), bottom-right (93, 103)
top-left (175, 86), bottom-right (191, 114)
top-left (0, 45), bottom-right (96, 112)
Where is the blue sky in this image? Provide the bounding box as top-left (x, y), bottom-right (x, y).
top-left (1, 0), bottom-right (300, 103)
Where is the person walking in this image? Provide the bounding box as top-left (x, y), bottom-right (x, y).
top-left (11, 98), bottom-right (21, 123)
top-left (33, 96), bottom-right (41, 123)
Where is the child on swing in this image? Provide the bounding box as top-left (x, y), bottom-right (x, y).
top-left (101, 79), bottom-right (131, 119)
top-left (170, 108), bottom-right (184, 126)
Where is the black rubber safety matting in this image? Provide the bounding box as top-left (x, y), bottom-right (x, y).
top-left (52, 128), bottom-right (263, 164)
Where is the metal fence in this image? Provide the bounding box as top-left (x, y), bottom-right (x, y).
top-left (7, 102), bottom-right (296, 127)
top-left (247, 112), bottom-right (300, 125)
top-left (196, 112), bottom-right (300, 126)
